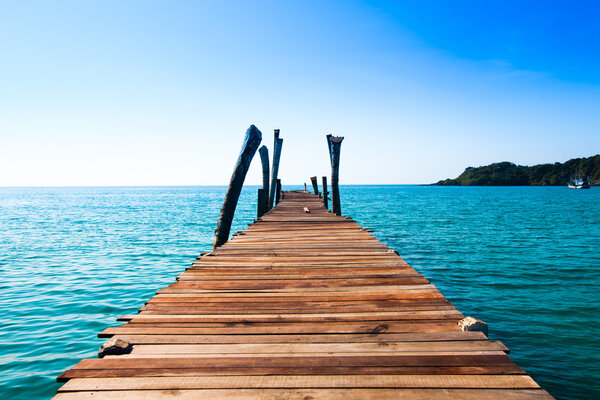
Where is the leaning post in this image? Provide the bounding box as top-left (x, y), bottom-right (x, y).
top-left (258, 145), bottom-right (270, 217)
top-left (310, 176), bottom-right (319, 195)
top-left (213, 125), bottom-right (262, 249)
top-left (322, 176), bottom-right (328, 209)
top-left (326, 134), bottom-right (344, 216)
top-left (268, 129), bottom-right (283, 210)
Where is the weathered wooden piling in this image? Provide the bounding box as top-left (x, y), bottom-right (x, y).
top-left (310, 176), bottom-right (319, 195)
top-left (268, 129), bottom-right (283, 210)
top-left (257, 146), bottom-right (270, 217)
top-left (327, 134), bottom-right (344, 216)
top-left (322, 176), bottom-right (329, 209)
top-left (213, 125), bottom-right (262, 249)
top-left (256, 188), bottom-right (267, 218)
top-left (276, 178), bottom-right (282, 204)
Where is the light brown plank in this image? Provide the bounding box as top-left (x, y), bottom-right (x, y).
top-left (58, 375), bottom-right (540, 391)
top-left (52, 388), bottom-right (554, 400)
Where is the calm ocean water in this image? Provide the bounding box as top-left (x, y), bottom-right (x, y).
top-left (0, 185), bottom-right (598, 399)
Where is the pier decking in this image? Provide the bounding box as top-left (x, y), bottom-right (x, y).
top-left (54, 191), bottom-right (552, 399)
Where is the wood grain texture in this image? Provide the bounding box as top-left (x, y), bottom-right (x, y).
top-left (54, 191), bottom-right (551, 399)
top-left (57, 375), bottom-right (540, 391)
top-left (53, 389), bottom-right (554, 400)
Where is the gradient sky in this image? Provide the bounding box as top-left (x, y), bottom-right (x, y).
top-left (1, 0), bottom-right (599, 185)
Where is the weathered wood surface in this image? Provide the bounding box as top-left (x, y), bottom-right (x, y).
top-left (257, 188), bottom-right (267, 218)
top-left (310, 176), bottom-right (319, 195)
top-left (268, 130), bottom-right (283, 210)
top-left (326, 134), bottom-right (343, 215)
top-left (322, 175), bottom-right (329, 209)
top-left (257, 145), bottom-right (269, 217)
top-left (54, 191), bottom-right (552, 399)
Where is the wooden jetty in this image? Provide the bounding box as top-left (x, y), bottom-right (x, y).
top-left (54, 191), bottom-right (552, 399)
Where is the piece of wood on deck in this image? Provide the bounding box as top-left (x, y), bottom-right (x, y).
top-left (53, 191), bottom-right (552, 399)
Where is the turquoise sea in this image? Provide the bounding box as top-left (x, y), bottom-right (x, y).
top-left (0, 185), bottom-right (598, 399)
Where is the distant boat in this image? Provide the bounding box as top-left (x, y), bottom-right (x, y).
top-left (568, 175), bottom-right (591, 189)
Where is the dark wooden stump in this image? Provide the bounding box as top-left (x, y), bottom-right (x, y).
top-left (258, 145), bottom-right (270, 217)
top-left (257, 188), bottom-right (268, 218)
top-left (322, 176), bottom-right (329, 209)
top-left (268, 129), bottom-right (283, 210)
top-left (326, 134), bottom-right (344, 216)
top-left (310, 176), bottom-right (319, 195)
top-left (276, 178), bottom-right (282, 204)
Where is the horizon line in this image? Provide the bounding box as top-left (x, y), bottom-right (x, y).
top-left (0, 183), bottom-right (432, 188)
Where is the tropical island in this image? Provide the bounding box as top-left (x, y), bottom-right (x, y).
top-left (435, 154), bottom-right (600, 186)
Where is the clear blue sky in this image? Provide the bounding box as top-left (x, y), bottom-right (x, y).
top-left (1, 0), bottom-right (598, 185)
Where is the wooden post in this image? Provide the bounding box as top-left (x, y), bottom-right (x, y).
top-left (304, 183), bottom-right (307, 191)
top-left (213, 125), bottom-right (262, 249)
top-left (276, 179), bottom-right (282, 205)
top-left (257, 188), bottom-right (267, 218)
top-left (268, 129), bottom-right (283, 210)
top-left (258, 145), bottom-right (269, 217)
top-left (322, 176), bottom-right (328, 209)
top-left (326, 134), bottom-right (344, 216)
top-left (310, 176), bottom-right (319, 195)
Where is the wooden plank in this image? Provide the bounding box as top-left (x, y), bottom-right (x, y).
top-left (167, 279), bottom-right (431, 289)
top-left (127, 342), bottom-right (510, 355)
top-left (108, 332), bottom-right (490, 344)
top-left (109, 351), bottom-right (510, 359)
top-left (177, 273), bottom-right (424, 281)
top-left (156, 284), bottom-right (437, 295)
top-left (53, 388), bottom-right (554, 400)
top-left (69, 354), bottom-right (518, 369)
top-left (58, 375), bottom-right (540, 391)
top-left (123, 312), bottom-right (464, 321)
top-left (149, 295), bottom-right (446, 302)
top-left (134, 306), bottom-right (456, 314)
top-left (58, 365), bottom-right (525, 380)
top-left (185, 266), bottom-right (412, 273)
top-left (98, 321), bottom-right (466, 336)
top-left (151, 294), bottom-right (444, 302)
top-left (157, 284), bottom-right (439, 298)
top-left (134, 306), bottom-right (458, 315)
top-left (189, 261), bottom-right (410, 268)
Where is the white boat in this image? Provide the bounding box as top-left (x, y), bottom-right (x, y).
top-left (568, 175), bottom-right (591, 189)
